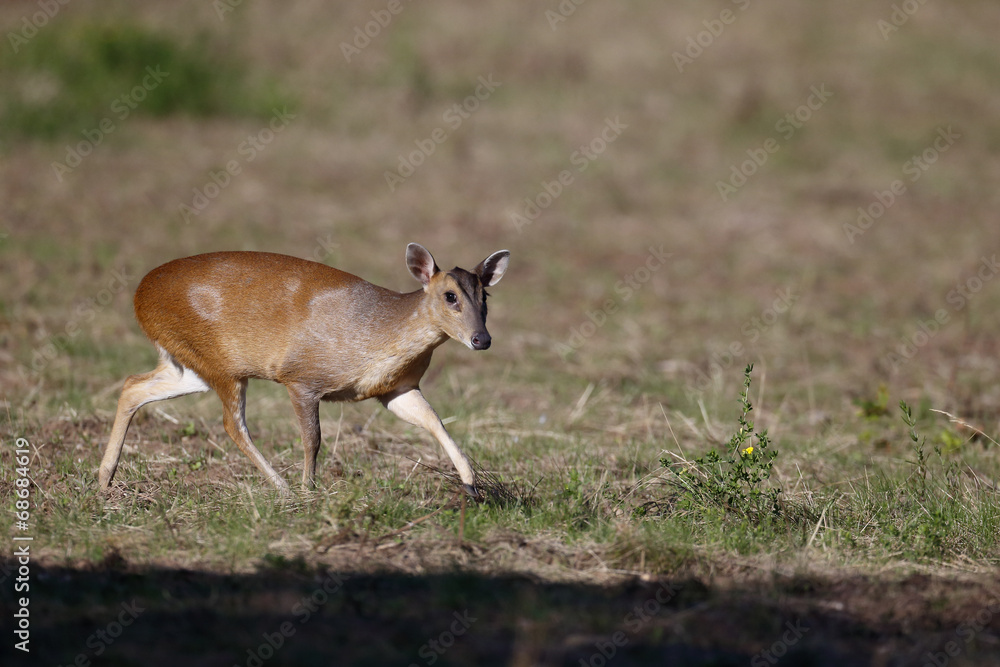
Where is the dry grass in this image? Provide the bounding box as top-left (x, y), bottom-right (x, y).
top-left (3, 0), bottom-right (1000, 663)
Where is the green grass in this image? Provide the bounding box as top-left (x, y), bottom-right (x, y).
top-left (0, 19), bottom-right (290, 144)
top-left (5, 367), bottom-right (997, 576)
top-left (4, 1), bottom-right (1000, 662)
top-left (631, 393), bottom-right (1000, 565)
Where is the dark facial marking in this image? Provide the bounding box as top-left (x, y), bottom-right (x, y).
top-left (447, 268), bottom-right (487, 322)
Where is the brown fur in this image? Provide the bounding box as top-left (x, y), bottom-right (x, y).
top-left (99, 245), bottom-right (510, 496)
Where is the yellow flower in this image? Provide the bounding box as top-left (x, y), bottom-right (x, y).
top-left (741, 446), bottom-right (754, 457)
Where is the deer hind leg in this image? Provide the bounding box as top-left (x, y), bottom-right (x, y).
top-left (286, 383), bottom-right (321, 489)
top-left (216, 377), bottom-right (291, 495)
top-left (380, 388), bottom-right (479, 498)
top-left (99, 347), bottom-right (211, 491)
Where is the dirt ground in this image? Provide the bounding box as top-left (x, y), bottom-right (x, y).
top-left (4, 0), bottom-right (1000, 665)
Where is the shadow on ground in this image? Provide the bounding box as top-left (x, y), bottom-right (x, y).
top-left (4, 561), bottom-right (999, 666)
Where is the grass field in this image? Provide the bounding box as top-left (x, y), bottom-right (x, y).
top-left (3, 1), bottom-right (1000, 665)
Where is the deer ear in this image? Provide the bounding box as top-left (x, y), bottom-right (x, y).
top-left (406, 243), bottom-right (439, 286)
top-left (476, 250), bottom-right (510, 287)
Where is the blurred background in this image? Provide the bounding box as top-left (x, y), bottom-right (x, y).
top-left (6, 5), bottom-right (1000, 662)
top-left (2, 0), bottom-right (1000, 440)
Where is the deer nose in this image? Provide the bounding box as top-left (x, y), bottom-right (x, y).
top-left (471, 331), bottom-right (491, 350)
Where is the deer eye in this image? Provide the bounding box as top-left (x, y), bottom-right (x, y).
top-left (444, 291), bottom-right (458, 304)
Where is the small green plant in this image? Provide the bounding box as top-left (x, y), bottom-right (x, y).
top-left (186, 454), bottom-right (207, 472)
top-left (855, 384), bottom-right (890, 419)
top-left (661, 364), bottom-right (781, 520)
top-left (877, 400), bottom-right (971, 558)
top-left (937, 427), bottom-right (964, 454)
top-left (900, 400), bottom-right (928, 498)
top-left (900, 400), bottom-right (962, 499)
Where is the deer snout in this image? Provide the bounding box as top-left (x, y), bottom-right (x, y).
top-left (470, 331), bottom-right (491, 350)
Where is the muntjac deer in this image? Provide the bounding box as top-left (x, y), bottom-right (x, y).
top-left (99, 244), bottom-right (510, 499)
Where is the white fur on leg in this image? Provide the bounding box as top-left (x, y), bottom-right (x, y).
top-left (381, 388), bottom-right (476, 488)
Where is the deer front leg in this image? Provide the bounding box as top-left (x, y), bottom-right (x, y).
top-left (380, 388), bottom-right (479, 498)
top-left (286, 383), bottom-right (322, 489)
